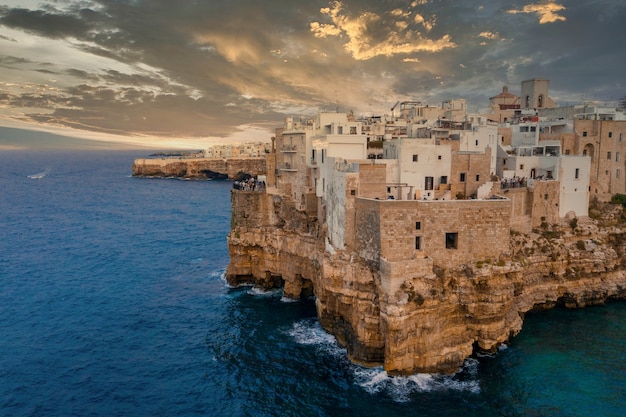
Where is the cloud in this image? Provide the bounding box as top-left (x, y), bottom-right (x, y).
top-left (507, 2), bottom-right (567, 24)
top-left (0, 7), bottom-right (90, 38)
top-left (479, 31), bottom-right (500, 40)
top-left (0, 0), bottom-right (624, 145)
top-left (310, 1), bottom-right (455, 60)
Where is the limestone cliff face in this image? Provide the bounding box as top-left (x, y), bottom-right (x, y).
top-left (227, 192), bottom-right (626, 375)
top-left (132, 157), bottom-right (266, 180)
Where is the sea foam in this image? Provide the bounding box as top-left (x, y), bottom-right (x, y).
top-left (287, 318), bottom-right (481, 402)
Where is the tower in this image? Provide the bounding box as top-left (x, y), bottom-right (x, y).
top-left (520, 78), bottom-right (553, 110)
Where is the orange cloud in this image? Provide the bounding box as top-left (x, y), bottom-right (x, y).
top-left (478, 31), bottom-right (500, 40)
top-left (507, 2), bottom-right (567, 24)
top-left (310, 1), bottom-right (455, 60)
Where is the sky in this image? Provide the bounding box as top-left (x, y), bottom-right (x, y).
top-left (0, 0), bottom-right (625, 149)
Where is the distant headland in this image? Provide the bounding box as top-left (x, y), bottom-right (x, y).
top-left (131, 143), bottom-right (269, 180)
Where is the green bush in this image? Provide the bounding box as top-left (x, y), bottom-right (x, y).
top-left (610, 194), bottom-right (626, 207)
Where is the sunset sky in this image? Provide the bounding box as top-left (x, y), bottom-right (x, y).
top-left (0, 0), bottom-right (624, 148)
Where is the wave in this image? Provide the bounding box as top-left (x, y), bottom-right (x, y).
top-left (354, 358), bottom-right (481, 402)
top-left (287, 318), bottom-right (481, 402)
top-left (27, 170), bottom-right (48, 179)
top-left (287, 318), bottom-right (339, 347)
top-left (246, 286), bottom-right (283, 298)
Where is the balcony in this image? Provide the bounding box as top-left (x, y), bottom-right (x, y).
top-left (279, 162), bottom-right (298, 172)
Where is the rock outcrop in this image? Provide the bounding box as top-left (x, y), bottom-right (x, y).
top-left (227, 191), bottom-right (626, 375)
top-left (132, 157), bottom-right (266, 180)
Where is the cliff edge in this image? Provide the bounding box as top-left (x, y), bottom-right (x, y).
top-left (132, 157), bottom-right (266, 180)
top-left (226, 191), bottom-right (626, 375)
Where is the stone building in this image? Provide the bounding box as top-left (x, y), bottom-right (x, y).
top-left (520, 78), bottom-right (556, 110)
top-left (572, 112), bottom-right (626, 200)
top-left (225, 77), bottom-right (626, 376)
top-left (488, 86), bottom-right (520, 123)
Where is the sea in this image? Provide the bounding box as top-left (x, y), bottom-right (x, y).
top-left (0, 149), bottom-right (624, 417)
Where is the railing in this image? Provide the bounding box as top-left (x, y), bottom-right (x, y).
top-left (233, 179), bottom-right (266, 192)
top-left (280, 146), bottom-right (298, 153)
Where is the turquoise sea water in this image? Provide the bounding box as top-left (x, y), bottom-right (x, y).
top-left (0, 150), bottom-right (624, 416)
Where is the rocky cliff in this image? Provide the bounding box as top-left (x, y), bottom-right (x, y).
top-left (132, 157), bottom-right (266, 180)
top-left (227, 192), bottom-right (626, 375)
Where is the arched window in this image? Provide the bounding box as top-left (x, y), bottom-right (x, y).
top-left (583, 143), bottom-right (595, 159)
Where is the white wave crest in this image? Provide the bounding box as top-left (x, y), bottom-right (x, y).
top-left (246, 286), bottom-right (282, 297)
top-left (287, 319), bottom-right (480, 402)
top-left (354, 359), bottom-right (480, 402)
top-left (27, 170), bottom-right (48, 179)
top-left (287, 318), bottom-right (338, 346)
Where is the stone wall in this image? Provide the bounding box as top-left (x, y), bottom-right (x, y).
top-left (355, 199), bottom-right (511, 267)
top-left (528, 180), bottom-right (561, 227)
top-left (357, 164), bottom-right (387, 199)
top-left (450, 150), bottom-right (492, 198)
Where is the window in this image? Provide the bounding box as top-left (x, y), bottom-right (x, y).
top-left (565, 149), bottom-right (570, 155)
top-left (413, 154), bottom-right (418, 162)
top-left (350, 190), bottom-right (356, 196)
top-left (415, 221), bottom-right (421, 230)
top-left (608, 132), bottom-right (613, 138)
top-left (620, 133), bottom-right (623, 142)
top-left (337, 126), bottom-right (343, 134)
top-left (415, 236), bottom-right (422, 250)
top-left (608, 152), bottom-right (612, 160)
top-left (438, 155), bottom-right (442, 160)
top-left (544, 194), bottom-right (549, 200)
top-left (520, 164), bottom-right (524, 170)
top-left (321, 149), bottom-right (325, 163)
top-left (616, 152), bottom-right (620, 162)
top-left (460, 173), bottom-right (466, 182)
top-left (440, 176), bottom-right (448, 184)
top-left (475, 140), bottom-right (479, 146)
top-left (445, 233), bottom-right (458, 249)
top-left (475, 175), bottom-right (480, 182)
top-left (617, 169), bottom-right (621, 179)
top-left (583, 131), bottom-right (588, 137)
top-left (575, 168), bottom-right (579, 179)
top-left (425, 176), bottom-right (434, 190)
top-left (312, 149), bottom-right (316, 161)
top-left (350, 126), bottom-right (357, 134)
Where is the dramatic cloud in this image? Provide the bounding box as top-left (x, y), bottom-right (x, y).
top-left (0, 0), bottom-right (623, 147)
top-left (507, 2), bottom-right (567, 24)
top-left (310, 1), bottom-right (455, 60)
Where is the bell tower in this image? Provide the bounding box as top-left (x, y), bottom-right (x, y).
top-left (521, 78), bottom-right (553, 110)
